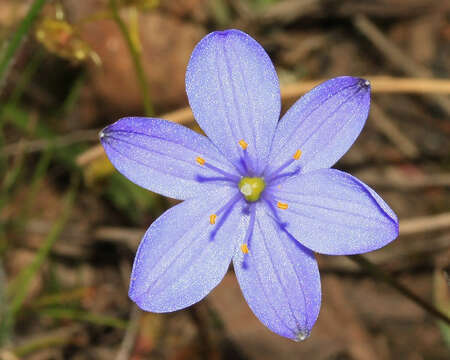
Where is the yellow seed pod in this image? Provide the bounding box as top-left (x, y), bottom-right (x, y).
top-left (35, 18), bottom-right (100, 65)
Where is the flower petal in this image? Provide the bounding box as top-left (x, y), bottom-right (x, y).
top-left (186, 29), bottom-right (281, 175)
top-left (233, 204), bottom-right (321, 341)
top-left (269, 169), bottom-right (398, 255)
top-left (129, 188), bottom-right (247, 312)
top-left (266, 77), bottom-right (370, 176)
top-left (100, 117), bottom-right (239, 200)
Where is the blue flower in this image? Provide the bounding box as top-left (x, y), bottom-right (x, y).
top-left (100, 29), bottom-right (398, 341)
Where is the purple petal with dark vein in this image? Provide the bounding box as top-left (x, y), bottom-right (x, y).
top-left (186, 29), bottom-right (281, 175)
top-left (266, 77), bottom-right (370, 177)
top-left (233, 203), bottom-right (321, 341)
top-left (269, 169), bottom-right (398, 255)
top-left (100, 117), bottom-right (239, 200)
top-left (129, 187), bottom-right (247, 312)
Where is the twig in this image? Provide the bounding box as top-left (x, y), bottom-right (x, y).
top-left (115, 305), bottom-right (141, 360)
top-left (93, 211), bottom-right (450, 252)
top-left (348, 254), bottom-right (450, 325)
top-left (357, 172), bottom-right (450, 189)
top-left (3, 129), bottom-right (100, 157)
top-left (76, 108), bottom-right (193, 166)
top-left (369, 101), bottom-right (420, 159)
top-left (282, 76), bottom-right (450, 100)
top-left (188, 303), bottom-right (214, 360)
top-left (321, 233), bottom-right (450, 274)
top-left (400, 212), bottom-right (450, 236)
top-left (94, 226), bottom-right (144, 249)
top-left (353, 14), bottom-right (450, 115)
top-left (76, 76), bottom-right (450, 167)
top-left (109, 0), bottom-right (153, 116)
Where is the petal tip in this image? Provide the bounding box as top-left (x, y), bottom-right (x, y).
top-left (98, 128), bottom-right (106, 141)
top-left (213, 28), bottom-right (242, 37)
top-left (357, 77), bottom-right (371, 90)
top-left (294, 329), bottom-right (311, 342)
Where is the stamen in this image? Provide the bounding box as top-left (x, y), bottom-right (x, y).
top-left (195, 156), bottom-right (241, 182)
top-left (240, 244), bottom-right (249, 254)
top-left (277, 201), bottom-right (288, 210)
top-left (240, 204), bottom-right (256, 258)
top-left (196, 156), bottom-right (205, 166)
top-left (210, 214), bottom-right (217, 225)
top-left (210, 193), bottom-right (242, 240)
top-left (263, 194), bottom-right (287, 229)
top-left (265, 149), bottom-right (302, 183)
top-left (238, 139), bottom-right (248, 150)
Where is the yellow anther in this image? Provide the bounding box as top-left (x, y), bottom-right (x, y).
top-left (196, 156), bottom-right (205, 165)
top-left (241, 244), bottom-right (249, 254)
top-left (209, 214), bottom-right (217, 225)
top-left (238, 139), bottom-right (248, 150)
top-left (277, 201), bottom-right (288, 210)
top-left (293, 149), bottom-right (302, 160)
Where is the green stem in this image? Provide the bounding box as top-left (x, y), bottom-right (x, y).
top-left (0, 0), bottom-right (47, 88)
top-left (348, 254), bottom-right (450, 325)
top-left (109, 0), bottom-right (153, 116)
top-left (41, 308), bottom-right (127, 329)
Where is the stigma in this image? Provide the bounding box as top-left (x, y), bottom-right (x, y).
top-left (238, 177), bottom-right (265, 202)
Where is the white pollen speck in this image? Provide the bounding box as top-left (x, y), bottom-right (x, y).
top-left (295, 330), bottom-right (310, 342)
top-left (99, 131), bottom-right (105, 139)
top-left (364, 80), bottom-right (370, 86)
top-left (240, 183), bottom-right (252, 196)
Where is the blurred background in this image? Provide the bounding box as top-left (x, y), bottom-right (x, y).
top-left (0, 0), bottom-right (449, 359)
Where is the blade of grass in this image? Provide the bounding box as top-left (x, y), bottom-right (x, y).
top-left (41, 308), bottom-right (128, 329)
top-left (59, 71), bottom-right (86, 114)
top-left (8, 49), bottom-right (45, 105)
top-left (0, 0), bottom-right (47, 89)
top-left (0, 176), bottom-right (78, 344)
top-left (0, 261), bottom-right (6, 338)
top-left (13, 325), bottom-right (81, 357)
top-left (20, 148), bottom-right (53, 222)
top-left (31, 287), bottom-right (91, 309)
top-left (109, 0), bottom-right (153, 116)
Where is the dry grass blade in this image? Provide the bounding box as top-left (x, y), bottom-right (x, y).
top-left (76, 76), bottom-right (450, 167)
top-left (353, 14), bottom-right (450, 115)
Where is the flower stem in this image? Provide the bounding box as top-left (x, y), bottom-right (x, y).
top-left (109, 0), bottom-right (154, 116)
top-left (348, 254), bottom-right (450, 325)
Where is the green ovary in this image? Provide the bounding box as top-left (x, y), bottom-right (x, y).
top-left (238, 177), bottom-right (266, 202)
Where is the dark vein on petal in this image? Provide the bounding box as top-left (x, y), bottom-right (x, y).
top-left (214, 41), bottom-right (245, 175)
top-left (228, 40), bottom-right (259, 172)
top-left (274, 82), bottom-right (357, 155)
top-left (106, 128), bottom-right (234, 168)
top-left (106, 140), bottom-right (197, 181)
top-left (136, 195), bottom-right (235, 300)
top-left (106, 134), bottom-right (238, 182)
top-left (258, 215), bottom-right (303, 332)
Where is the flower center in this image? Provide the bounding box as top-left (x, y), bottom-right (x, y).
top-left (238, 177), bottom-right (265, 202)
